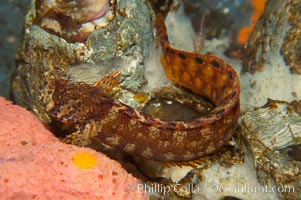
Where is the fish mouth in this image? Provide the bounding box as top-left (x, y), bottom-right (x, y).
top-left (81, 0), bottom-right (110, 22)
top-left (37, 0), bottom-right (111, 42)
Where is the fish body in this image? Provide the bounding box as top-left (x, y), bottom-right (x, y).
top-left (46, 14), bottom-right (240, 163)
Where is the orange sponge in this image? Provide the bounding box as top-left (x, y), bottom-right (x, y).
top-left (237, 0), bottom-right (266, 44)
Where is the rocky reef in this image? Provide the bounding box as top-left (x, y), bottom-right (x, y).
top-left (13, 0), bottom-right (153, 122)
top-left (10, 0), bottom-right (301, 199)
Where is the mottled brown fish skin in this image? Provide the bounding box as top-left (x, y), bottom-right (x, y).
top-left (45, 14), bottom-right (240, 163)
top-left (47, 79), bottom-right (239, 162)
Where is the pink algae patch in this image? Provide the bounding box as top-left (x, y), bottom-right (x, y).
top-left (0, 97), bottom-right (148, 200)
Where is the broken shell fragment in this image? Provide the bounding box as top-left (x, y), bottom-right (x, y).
top-left (142, 86), bottom-right (214, 122)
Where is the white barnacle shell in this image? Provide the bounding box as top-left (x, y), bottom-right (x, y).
top-left (239, 100), bottom-right (301, 150)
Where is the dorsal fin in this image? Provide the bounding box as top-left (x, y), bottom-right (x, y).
top-left (92, 71), bottom-right (122, 95)
top-left (161, 157), bottom-right (207, 168)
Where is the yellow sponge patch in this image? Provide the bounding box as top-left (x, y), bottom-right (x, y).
top-left (72, 152), bottom-right (97, 169)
